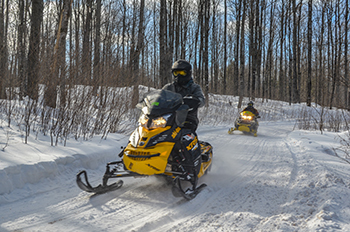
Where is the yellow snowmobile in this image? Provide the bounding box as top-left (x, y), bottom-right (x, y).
top-left (228, 111), bottom-right (260, 137)
top-left (77, 89), bottom-right (213, 200)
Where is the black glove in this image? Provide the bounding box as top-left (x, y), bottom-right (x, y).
top-left (183, 95), bottom-right (200, 109)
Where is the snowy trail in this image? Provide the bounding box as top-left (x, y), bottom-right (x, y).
top-left (1, 121), bottom-right (350, 232)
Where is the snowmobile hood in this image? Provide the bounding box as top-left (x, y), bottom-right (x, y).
top-left (137, 89), bottom-right (183, 116)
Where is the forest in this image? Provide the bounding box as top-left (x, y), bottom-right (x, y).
top-left (0, 0), bottom-right (349, 143)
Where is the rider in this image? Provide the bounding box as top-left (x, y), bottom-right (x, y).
top-left (162, 59), bottom-right (205, 175)
top-left (243, 101), bottom-right (259, 117)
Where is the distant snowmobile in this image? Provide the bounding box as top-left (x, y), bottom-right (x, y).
top-left (228, 111), bottom-right (260, 137)
top-left (77, 89), bottom-right (213, 200)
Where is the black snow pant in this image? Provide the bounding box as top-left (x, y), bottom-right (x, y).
top-left (180, 128), bottom-right (202, 175)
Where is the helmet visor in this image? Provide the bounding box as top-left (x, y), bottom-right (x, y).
top-left (172, 70), bottom-right (187, 77)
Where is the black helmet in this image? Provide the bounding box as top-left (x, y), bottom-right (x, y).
top-left (248, 101), bottom-right (254, 107)
top-left (171, 59), bottom-right (192, 86)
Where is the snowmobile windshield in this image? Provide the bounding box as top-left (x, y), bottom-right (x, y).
top-left (136, 89), bottom-right (183, 116)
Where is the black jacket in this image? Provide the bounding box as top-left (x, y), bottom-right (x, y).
top-left (162, 79), bottom-right (205, 129)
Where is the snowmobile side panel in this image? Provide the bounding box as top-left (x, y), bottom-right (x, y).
top-left (197, 142), bottom-right (213, 178)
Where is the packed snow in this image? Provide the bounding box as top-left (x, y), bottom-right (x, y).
top-left (1, 96), bottom-right (350, 232)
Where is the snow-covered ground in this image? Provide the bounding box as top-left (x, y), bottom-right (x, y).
top-left (1, 99), bottom-right (350, 231)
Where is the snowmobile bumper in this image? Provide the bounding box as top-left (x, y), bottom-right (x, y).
top-left (123, 142), bottom-right (175, 175)
top-left (238, 125), bottom-right (251, 132)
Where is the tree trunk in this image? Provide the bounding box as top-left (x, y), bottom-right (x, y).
top-left (159, 0), bottom-right (168, 86)
top-left (131, 0), bottom-right (145, 107)
top-left (249, 0), bottom-right (254, 99)
top-left (223, 0), bottom-right (227, 95)
top-left (27, 0), bottom-right (43, 101)
top-left (234, 0), bottom-right (242, 96)
top-left (82, 0), bottom-right (92, 85)
top-left (306, 0), bottom-right (312, 106)
top-left (18, 0), bottom-right (27, 99)
top-left (238, 0), bottom-right (246, 109)
top-left (203, 0), bottom-right (210, 106)
top-left (279, 0), bottom-right (285, 101)
top-left (256, 0), bottom-right (264, 99)
top-left (345, 0), bottom-right (349, 110)
top-left (292, 0), bottom-right (300, 103)
top-left (93, 0), bottom-right (101, 97)
top-left (45, 0), bottom-right (72, 108)
top-left (318, 3), bottom-right (325, 106)
top-left (0, 0), bottom-right (6, 99)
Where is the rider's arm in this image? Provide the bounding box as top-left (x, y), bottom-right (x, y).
top-left (192, 84), bottom-right (205, 108)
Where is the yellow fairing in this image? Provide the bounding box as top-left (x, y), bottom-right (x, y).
top-left (123, 126), bottom-right (176, 175)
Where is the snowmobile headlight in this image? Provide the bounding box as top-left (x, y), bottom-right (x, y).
top-left (149, 114), bottom-right (171, 129)
top-left (149, 117), bottom-right (167, 129)
top-left (139, 114), bottom-right (172, 130)
top-left (242, 115), bottom-right (252, 120)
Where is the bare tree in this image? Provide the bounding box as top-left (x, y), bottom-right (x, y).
top-left (223, 0), bottom-right (227, 95)
top-left (306, 0), bottom-right (312, 106)
top-left (27, 0), bottom-right (43, 101)
top-left (345, 0), bottom-right (349, 110)
top-left (18, 0), bottom-right (28, 99)
top-left (203, 0), bottom-right (210, 105)
top-left (131, 0), bottom-right (145, 106)
top-left (0, 0), bottom-right (6, 99)
top-left (45, 0), bottom-right (72, 108)
top-left (264, 4), bottom-right (275, 101)
top-left (159, 0), bottom-right (168, 86)
top-left (292, 0), bottom-right (300, 103)
top-left (93, 0), bottom-right (101, 98)
top-left (238, 0), bottom-right (246, 109)
top-left (317, 0), bottom-right (326, 106)
top-left (279, 0), bottom-right (286, 101)
top-left (82, 0), bottom-right (92, 85)
top-left (233, 0), bottom-right (242, 97)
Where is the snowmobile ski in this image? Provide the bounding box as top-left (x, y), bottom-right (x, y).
top-left (171, 176), bottom-right (207, 200)
top-left (76, 170), bottom-right (123, 194)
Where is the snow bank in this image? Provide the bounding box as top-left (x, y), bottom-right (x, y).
top-left (0, 132), bottom-right (128, 202)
